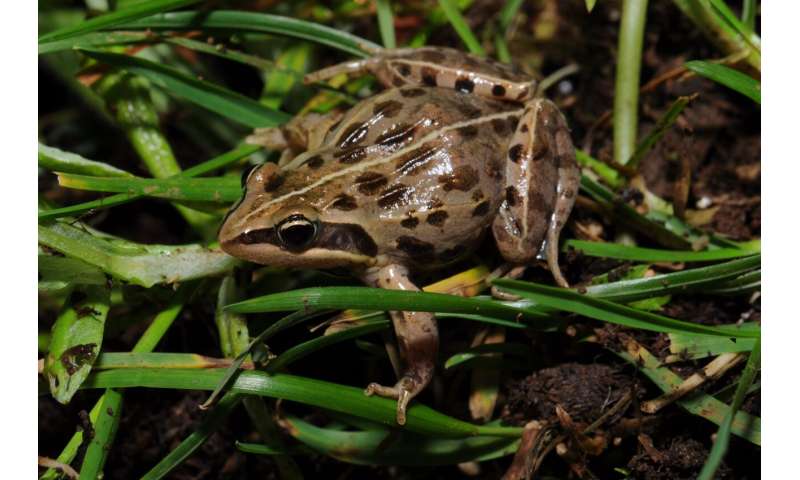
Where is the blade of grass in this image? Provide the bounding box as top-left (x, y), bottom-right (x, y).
top-left (741, 0), bottom-right (757, 30)
top-left (666, 323), bottom-right (758, 362)
top-left (39, 31), bottom-right (150, 55)
top-left (260, 43), bottom-right (312, 110)
top-left (438, 0), bottom-right (486, 56)
top-left (57, 173), bottom-right (240, 202)
top-left (38, 0), bottom-right (200, 44)
top-left (493, 279), bottom-right (758, 339)
top-left (78, 389), bottom-right (122, 480)
top-left (564, 239), bottom-right (758, 262)
top-left (376, 0), bottom-right (397, 49)
top-left (86, 50), bottom-right (291, 128)
top-left (627, 94), bottom-right (695, 169)
top-left (116, 11), bottom-right (382, 57)
top-left (613, 0), bottom-right (649, 165)
top-left (38, 221), bottom-right (238, 287)
top-left (685, 60), bottom-right (760, 103)
top-left (707, 0), bottom-right (761, 53)
top-left (444, 343), bottom-right (532, 370)
top-left (82, 368), bottom-right (524, 438)
top-left (493, 0), bottom-right (524, 62)
top-left (698, 334), bottom-right (761, 479)
top-left (38, 144), bottom-right (259, 221)
top-left (585, 0), bottom-right (599, 12)
top-left (39, 255), bottom-right (107, 291)
top-left (39, 144), bottom-right (133, 177)
top-left (44, 284), bottom-right (111, 404)
top-left (276, 415), bottom-right (520, 465)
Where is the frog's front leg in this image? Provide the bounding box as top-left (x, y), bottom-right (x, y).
top-left (492, 99), bottom-right (580, 288)
top-left (246, 111), bottom-right (343, 166)
top-left (305, 47), bottom-right (537, 102)
top-left (362, 264), bottom-right (438, 425)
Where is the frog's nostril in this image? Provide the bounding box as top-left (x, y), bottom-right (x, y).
top-left (277, 215), bottom-right (318, 250)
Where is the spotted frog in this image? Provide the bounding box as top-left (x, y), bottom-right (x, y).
top-left (219, 47), bottom-right (580, 424)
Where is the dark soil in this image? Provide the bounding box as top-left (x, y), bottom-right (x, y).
top-left (39, 0), bottom-right (760, 478)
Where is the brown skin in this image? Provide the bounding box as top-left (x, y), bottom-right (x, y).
top-left (219, 47), bottom-right (579, 424)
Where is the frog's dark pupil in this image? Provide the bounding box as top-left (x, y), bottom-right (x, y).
top-left (241, 164), bottom-right (257, 189)
top-left (277, 215), bottom-right (317, 250)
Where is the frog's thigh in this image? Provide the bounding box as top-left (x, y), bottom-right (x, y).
top-left (493, 99), bottom-right (579, 286)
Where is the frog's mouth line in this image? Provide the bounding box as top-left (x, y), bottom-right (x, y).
top-left (229, 222), bottom-right (378, 258)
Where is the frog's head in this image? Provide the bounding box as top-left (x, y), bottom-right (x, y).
top-left (219, 162), bottom-right (378, 269)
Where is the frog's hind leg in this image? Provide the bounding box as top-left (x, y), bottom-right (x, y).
top-left (491, 99), bottom-right (579, 288)
top-left (362, 264), bottom-right (438, 425)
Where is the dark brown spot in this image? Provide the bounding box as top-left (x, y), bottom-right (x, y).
top-left (335, 146), bottom-right (368, 164)
top-left (331, 194), bottom-right (358, 211)
top-left (531, 130), bottom-right (549, 161)
top-left (439, 165), bottom-right (479, 192)
top-left (455, 77), bottom-right (475, 93)
top-left (396, 236), bottom-right (435, 261)
top-left (400, 217), bottom-right (419, 229)
top-left (492, 84), bottom-right (507, 96)
top-left (354, 172), bottom-right (388, 195)
top-left (520, 123), bottom-right (529, 133)
top-left (516, 86), bottom-right (530, 100)
top-left (400, 88), bottom-right (426, 98)
top-left (378, 184), bottom-right (412, 209)
top-left (306, 155), bottom-right (324, 169)
top-left (472, 200), bottom-right (491, 217)
top-left (337, 122), bottom-right (369, 149)
top-left (421, 67), bottom-right (438, 86)
top-left (373, 100), bottom-right (403, 118)
top-left (317, 223), bottom-right (378, 257)
top-left (396, 144), bottom-right (438, 176)
top-left (471, 189), bottom-right (484, 201)
top-left (376, 123), bottom-right (415, 149)
top-left (456, 102), bottom-right (482, 118)
top-left (264, 174), bottom-right (284, 192)
top-left (508, 115), bottom-right (520, 131)
top-left (564, 188), bottom-right (576, 199)
top-left (457, 125), bottom-right (479, 138)
top-left (422, 50), bottom-right (447, 63)
top-left (439, 244), bottom-right (467, 262)
top-left (506, 186), bottom-right (521, 207)
top-left (392, 76), bottom-right (406, 87)
top-left (485, 158), bottom-right (503, 179)
top-left (397, 63), bottom-right (411, 76)
top-left (491, 118), bottom-right (509, 136)
top-left (508, 144), bottom-right (524, 163)
top-left (426, 210), bottom-right (449, 227)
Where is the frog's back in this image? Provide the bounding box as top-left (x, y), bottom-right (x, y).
top-left (272, 87), bottom-right (523, 267)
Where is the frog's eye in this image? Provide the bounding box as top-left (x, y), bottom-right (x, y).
top-left (276, 214), bottom-right (318, 251)
top-left (241, 164), bottom-right (258, 189)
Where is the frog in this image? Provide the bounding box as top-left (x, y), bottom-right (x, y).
top-left (218, 47), bottom-right (580, 425)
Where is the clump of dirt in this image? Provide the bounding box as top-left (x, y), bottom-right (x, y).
top-left (627, 436), bottom-right (732, 480)
top-left (502, 362), bottom-right (639, 426)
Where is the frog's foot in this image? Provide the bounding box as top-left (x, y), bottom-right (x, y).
top-left (489, 264), bottom-right (527, 301)
top-left (364, 376), bottom-right (421, 425)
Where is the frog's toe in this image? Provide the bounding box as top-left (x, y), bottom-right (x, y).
top-left (364, 379), bottom-right (414, 425)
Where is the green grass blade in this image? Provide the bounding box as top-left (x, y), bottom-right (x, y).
top-left (707, 0), bottom-right (761, 53)
top-left (39, 255), bottom-right (107, 291)
top-left (376, 0), bottom-right (397, 49)
top-left (83, 50), bottom-right (291, 128)
top-left (57, 173), bottom-right (240, 203)
top-left (78, 389), bottom-right (122, 480)
top-left (437, 0), bottom-right (486, 56)
top-left (225, 286), bottom-right (549, 323)
top-left (117, 11), bottom-right (381, 57)
top-left (685, 60), bottom-right (760, 103)
top-left (39, 144), bottom-right (259, 221)
top-left (141, 392), bottom-right (242, 480)
top-left (93, 352), bottom-right (236, 370)
top-left (613, 0), bottom-right (649, 165)
top-left (585, 0), bottom-right (599, 12)
top-left (39, 144), bottom-right (133, 177)
top-left (444, 343), bottom-right (532, 370)
top-left (278, 415), bottom-right (520, 465)
top-left (44, 284), bottom-right (111, 404)
top-left (260, 43), bottom-right (312, 110)
top-left (38, 0), bottom-right (200, 44)
top-left (583, 255), bottom-right (761, 303)
top-left (493, 280), bottom-right (758, 339)
top-left (82, 368), bottom-right (523, 438)
top-left (627, 94), bottom-right (694, 169)
top-left (741, 0), bottom-right (757, 30)
top-left (698, 335), bottom-right (761, 479)
top-left (38, 221), bottom-right (238, 287)
top-left (565, 239), bottom-right (758, 262)
top-left (666, 323), bottom-right (758, 362)
top-left (39, 31), bottom-right (150, 55)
